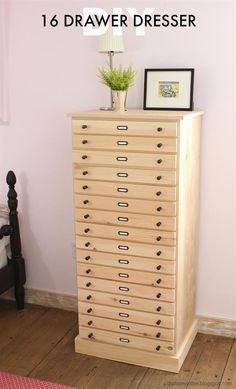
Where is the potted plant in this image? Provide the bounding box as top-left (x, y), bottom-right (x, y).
top-left (98, 65), bottom-right (136, 111)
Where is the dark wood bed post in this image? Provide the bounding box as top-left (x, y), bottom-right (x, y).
top-left (6, 171), bottom-right (26, 309)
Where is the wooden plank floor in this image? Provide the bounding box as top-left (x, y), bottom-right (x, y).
top-left (0, 300), bottom-right (235, 389)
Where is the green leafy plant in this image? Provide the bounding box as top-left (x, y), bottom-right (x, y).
top-left (98, 65), bottom-right (136, 91)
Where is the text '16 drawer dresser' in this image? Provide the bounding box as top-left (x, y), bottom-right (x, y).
top-left (70, 109), bottom-right (203, 372)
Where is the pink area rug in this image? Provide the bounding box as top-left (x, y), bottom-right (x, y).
top-left (0, 372), bottom-right (77, 389)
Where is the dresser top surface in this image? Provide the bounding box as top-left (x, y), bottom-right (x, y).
top-left (68, 109), bottom-right (204, 121)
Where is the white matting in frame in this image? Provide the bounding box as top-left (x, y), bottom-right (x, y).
top-left (144, 69), bottom-right (194, 111)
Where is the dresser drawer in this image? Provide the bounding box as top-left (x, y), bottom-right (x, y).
top-left (79, 314), bottom-right (174, 341)
top-left (80, 302), bottom-right (175, 328)
top-left (74, 165), bottom-right (176, 186)
top-left (78, 289), bottom-right (175, 315)
top-left (77, 263), bottom-right (175, 288)
top-left (76, 223), bottom-right (176, 246)
top-left (79, 326), bottom-right (174, 355)
top-left (74, 180), bottom-right (176, 201)
top-left (75, 195), bottom-right (176, 217)
top-left (73, 134), bottom-right (177, 153)
top-left (73, 149), bottom-right (177, 170)
top-left (75, 209), bottom-right (176, 231)
top-left (73, 119), bottom-right (178, 137)
top-left (77, 250), bottom-right (176, 275)
top-left (76, 237), bottom-right (176, 261)
top-left (78, 276), bottom-right (175, 302)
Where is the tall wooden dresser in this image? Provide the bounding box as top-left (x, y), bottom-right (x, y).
top-left (70, 109), bottom-right (203, 372)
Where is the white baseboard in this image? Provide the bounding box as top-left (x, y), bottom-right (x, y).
top-left (1, 288), bottom-right (235, 338)
top-left (1, 287), bottom-right (78, 312)
top-left (198, 314), bottom-right (236, 338)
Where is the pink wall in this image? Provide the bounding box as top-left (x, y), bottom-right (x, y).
top-left (0, 0), bottom-right (235, 319)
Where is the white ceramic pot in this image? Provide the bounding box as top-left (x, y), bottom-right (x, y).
top-left (112, 90), bottom-right (127, 111)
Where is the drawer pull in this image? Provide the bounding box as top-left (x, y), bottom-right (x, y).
top-left (118, 245), bottom-right (129, 251)
top-left (118, 259), bottom-right (129, 265)
top-left (85, 256), bottom-right (91, 261)
top-left (119, 312), bottom-right (129, 318)
top-left (156, 236), bottom-right (162, 241)
top-left (83, 185), bottom-right (88, 190)
top-left (157, 127), bottom-right (163, 132)
top-left (157, 206), bottom-right (162, 212)
top-left (84, 214), bottom-right (90, 219)
top-left (156, 278), bottom-right (162, 284)
top-left (118, 231), bottom-right (129, 236)
top-left (117, 172), bottom-right (128, 178)
top-left (86, 282), bottom-right (91, 287)
top-left (156, 345), bottom-right (161, 351)
top-left (156, 332), bottom-right (161, 338)
top-left (157, 143), bottom-right (163, 148)
top-left (156, 191), bottom-right (162, 197)
top-left (157, 176), bottom-right (162, 181)
top-left (117, 187), bottom-right (128, 193)
top-left (82, 155), bottom-right (88, 160)
top-left (88, 333), bottom-right (93, 339)
top-left (117, 140), bottom-right (128, 146)
top-left (82, 171), bottom-right (88, 176)
top-left (81, 124), bottom-right (88, 129)
top-left (84, 228), bottom-right (90, 233)
top-left (83, 200), bottom-right (89, 204)
top-left (117, 156), bottom-right (128, 162)
top-left (156, 222), bottom-right (162, 227)
top-left (156, 320), bottom-right (161, 325)
top-left (156, 293), bottom-right (162, 299)
top-left (118, 202), bottom-right (128, 207)
top-left (119, 286), bottom-right (130, 292)
top-left (156, 251), bottom-right (162, 256)
top-left (156, 265), bottom-right (162, 271)
top-left (157, 306), bottom-right (162, 312)
top-left (119, 325), bottom-right (130, 331)
top-left (87, 320), bottom-right (93, 326)
top-left (119, 273), bottom-right (129, 278)
top-left (157, 159), bottom-right (162, 164)
top-left (117, 125), bottom-right (128, 130)
top-left (118, 217), bottom-right (129, 222)
top-left (120, 338), bottom-right (130, 343)
top-left (85, 242), bottom-right (90, 247)
top-left (119, 299), bottom-right (130, 305)
top-left (86, 269), bottom-right (91, 274)
top-left (86, 295), bottom-right (92, 300)
top-left (87, 308), bottom-right (92, 313)
top-left (82, 140), bottom-right (88, 144)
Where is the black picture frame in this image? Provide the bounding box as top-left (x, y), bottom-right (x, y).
top-left (143, 68), bottom-right (194, 111)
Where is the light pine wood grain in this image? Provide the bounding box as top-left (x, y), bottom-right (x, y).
top-left (71, 109), bottom-right (203, 372)
top-left (77, 262), bottom-right (175, 288)
top-left (0, 301), bottom-right (234, 389)
top-left (74, 179), bottom-right (177, 201)
top-left (73, 119), bottom-right (178, 137)
top-left (73, 149), bottom-right (177, 169)
top-left (78, 288), bottom-right (175, 315)
top-left (78, 275), bottom-right (175, 302)
top-left (69, 109), bottom-right (203, 120)
top-left (73, 133), bottom-right (178, 153)
top-left (75, 208), bottom-right (176, 231)
top-left (74, 194), bottom-right (177, 216)
top-left (77, 249), bottom-right (176, 274)
top-left (76, 223), bottom-right (176, 246)
top-left (74, 165), bottom-right (177, 185)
